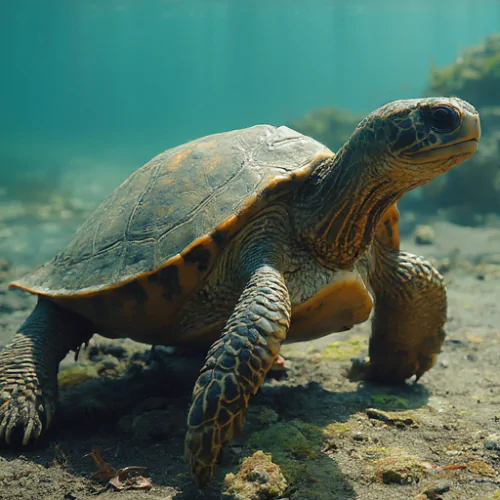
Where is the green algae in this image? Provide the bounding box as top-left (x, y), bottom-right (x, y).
top-left (323, 422), bottom-right (351, 436)
top-left (249, 420), bottom-right (324, 460)
top-left (241, 419), bottom-right (352, 497)
top-left (371, 394), bottom-right (410, 410)
top-left (319, 337), bottom-right (367, 361)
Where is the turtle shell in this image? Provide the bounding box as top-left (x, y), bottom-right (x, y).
top-left (11, 125), bottom-right (331, 301)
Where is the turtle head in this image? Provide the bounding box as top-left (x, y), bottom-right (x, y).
top-left (352, 97), bottom-right (481, 184)
top-left (295, 97), bottom-right (480, 269)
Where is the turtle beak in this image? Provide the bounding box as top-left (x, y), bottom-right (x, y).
top-left (438, 109), bottom-right (481, 160)
top-left (411, 110), bottom-right (481, 165)
top-left (460, 109), bottom-right (481, 146)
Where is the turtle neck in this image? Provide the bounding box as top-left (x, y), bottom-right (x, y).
top-left (293, 146), bottom-right (409, 270)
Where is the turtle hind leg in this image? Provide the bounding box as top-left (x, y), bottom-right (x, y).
top-left (185, 264), bottom-right (291, 487)
top-left (0, 297), bottom-right (94, 445)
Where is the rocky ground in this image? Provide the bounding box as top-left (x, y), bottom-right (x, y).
top-left (0, 210), bottom-right (499, 499)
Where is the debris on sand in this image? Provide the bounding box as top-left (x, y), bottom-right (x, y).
top-left (224, 451), bottom-right (287, 500)
top-left (365, 408), bottom-right (420, 429)
top-left (90, 448), bottom-right (152, 492)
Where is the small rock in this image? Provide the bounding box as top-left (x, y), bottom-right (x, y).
top-left (484, 434), bottom-right (500, 450)
top-left (374, 452), bottom-right (425, 485)
top-left (414, 225), bottom-right (435, 245)
top-left (224, 451), bottom-right (287, 499)
top-left (413, 479), bottom-right (452, 499)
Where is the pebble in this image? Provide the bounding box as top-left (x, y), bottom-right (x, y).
top-left (414, 224), bottom-right (435, 245)
top-left (414, 480), bottom-right (452, 499)
top-left (352, 431), bottom-right (367, 441)
top-left (484, 433), bottom-right (500, 450)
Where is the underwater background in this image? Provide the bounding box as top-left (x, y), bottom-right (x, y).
top-left (1, 3), bottom-right (500, 500)
top-left (1, 0), bottom-right (500, 266)
top-left (1, 0), bottom-right (500, 265)
top-left (1, 0), bottom-right (498, 164)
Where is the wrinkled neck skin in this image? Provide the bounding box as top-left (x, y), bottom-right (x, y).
top-left (293, 145), bottom-right (416, 270)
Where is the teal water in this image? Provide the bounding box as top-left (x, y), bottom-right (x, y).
top-left (0, 0), bottom-right (499, 184)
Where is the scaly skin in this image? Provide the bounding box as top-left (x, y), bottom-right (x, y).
top-left (363, 239), bottom-right (447, 382)
top-left (185, 211), bottom-right (291, 487)
top-left (0, 299), bottom-right (93, 445)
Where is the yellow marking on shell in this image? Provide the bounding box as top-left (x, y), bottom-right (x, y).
top-left (158, 175), bottom-right (176, 188)
top-left (288, 279), bottom-right (373, 342)
top-left (168, 147), bottom-right (192, 171)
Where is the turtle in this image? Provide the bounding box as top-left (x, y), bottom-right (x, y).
top-left (1, 97), bottom-right (480, 487)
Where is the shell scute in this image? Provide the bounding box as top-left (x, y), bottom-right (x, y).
top-left (11, 125), bottom-right (332, 309)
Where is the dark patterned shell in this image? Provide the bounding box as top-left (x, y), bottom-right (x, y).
top-left (11, 125), bottom-right (331, 297)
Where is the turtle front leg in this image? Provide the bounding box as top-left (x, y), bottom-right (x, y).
top-left (362, 245), bottom-right (447, 383)
top-left (185, 264), bottom-right (291, 487)
top-left (0, 298), bottom-right (93, 445)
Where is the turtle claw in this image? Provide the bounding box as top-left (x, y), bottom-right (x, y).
top-left (0, 388), bottom-right (49, 446)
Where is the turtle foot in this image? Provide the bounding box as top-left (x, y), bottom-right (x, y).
top-left (185, 425), bottom-right (222, 488)
top-left (0, 383), bottom-right (54, 446)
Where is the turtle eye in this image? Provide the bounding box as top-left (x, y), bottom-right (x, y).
top-left (420, 105), bottom-right (460, 133)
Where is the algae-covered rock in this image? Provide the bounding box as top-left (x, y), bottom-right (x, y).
top-left (240, 418), bottom-right (353, 498)
top-left (224, 451), bottom-right (287, 499)
top-left (373, 449), bottom-right (426, 485)
top-left (428, 33), bottom-right (500, 108)
top-left (289, 107), bottom-right (364, 152)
